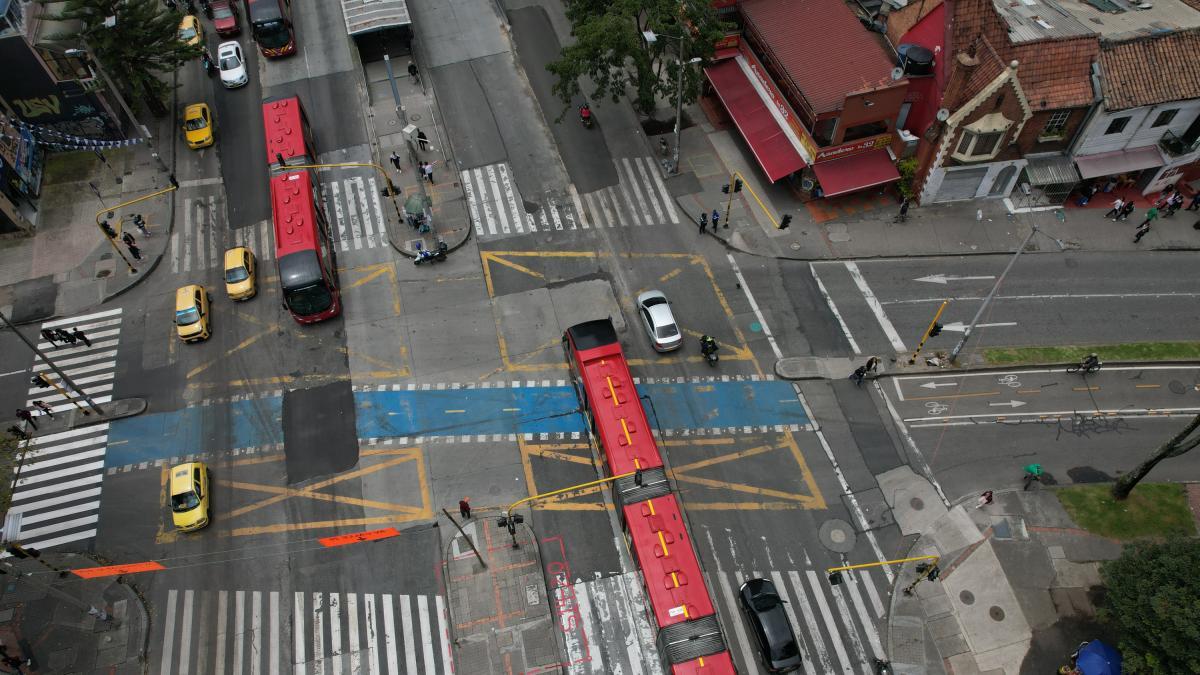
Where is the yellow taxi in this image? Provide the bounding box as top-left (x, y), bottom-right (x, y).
top-left (178, 14), bottom-right (205, 47)
top-left (183, 103), bottom-right (214, 150)
top-left (169, 461), bottom-right (210, 531)
top-left (223, 247), bottom-right (257, 300)
top-left (175, 284), bottom-right (212, 342)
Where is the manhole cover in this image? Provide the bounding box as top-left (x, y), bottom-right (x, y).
top-left (819, 519), bottom-right (857, 554)
top-left (1169, 380), bottom-right (1186, 394)
top-left (910, 496), bottom-right (925, 510)
top-left (96, 270), bottom-right (112, 278)
top-left (989, 605), bottom-right (1006, 621)
top-left (959, 590), bottom-right (975, 605)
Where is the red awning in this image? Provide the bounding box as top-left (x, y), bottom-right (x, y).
top-left (811, 150), bottom-right (900, 197)
top-left (705, 60), bottom-right (806, 182)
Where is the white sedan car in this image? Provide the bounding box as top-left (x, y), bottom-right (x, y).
top-left (217, 41), bottom-right (248, 89)
top-left (636, 290), bottom-right (682, 352)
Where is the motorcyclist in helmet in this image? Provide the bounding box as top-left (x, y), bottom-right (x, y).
top-left (700, 334), bottom-right (718, 356)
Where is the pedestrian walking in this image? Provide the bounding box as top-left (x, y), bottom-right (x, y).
top-left (1186, 192), bottom-right (1200, 211)
top-left (15, 409), bottom-right (37, 430)
top-left (127, 243), bottom-right (142, 260)
top-left (407, 62), bottom-right (419, 83)
top-left (72, 327), bottom-right (91, 347)
top-left (417, 129), bottom-right (429, 151)
top-left (976, 490), bottom-right (994, 509)
top-left (134, 213), bottom-right (150, 237)
top-left (1022, 463), bottom-right (1043, 490)
top-left (55, 327), bottom-right (76, 346)
top-left (864, 355), bottom-right (880, 374)
top-left (122, 231), bottom-right (136, 248)
top-left (698, 212), bottom-right (707, 234)
top-left (1103, 197), bottom-right (1124, 219)
top-left (1165, 193), bottom-right (1184, 215)
top-left (32, 400), bottom-right (55, 419)
top-left (658, 138), bottom-right (669, 158)
top-left (41, 328), bottom-right (60, 348)
top-left (1138, 206), bottom-right (1158, 229)
top-left (894, 198), bottom-right (910, 223)
top-left (711, 209), bottom-right (720, 229)
top-left (1117, 201), bottom-right (1135, 221)
top-left (849, 365), bottom-right (867, 387)
top-left (459, 498), bottom-right (471, 519)
top-left (389, 151), bottom-right (402, 172)
top-left (422, 161), bottom-right (434, 183)
top-left (1133, 221), bottom-right (1150, 243)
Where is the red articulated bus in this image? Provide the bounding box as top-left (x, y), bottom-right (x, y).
top-left (563, 319), bottom-right (736, 674)
top-left (262, 95), bottom-right (340, 323)
top-left (246, 0), bottom-right (296, 57)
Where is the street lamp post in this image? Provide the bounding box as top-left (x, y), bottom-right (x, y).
top-left (644, 30), bottom-right (701, 175)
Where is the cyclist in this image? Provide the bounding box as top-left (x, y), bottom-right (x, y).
top-left (1081, 353), bottom-right (1100, 371)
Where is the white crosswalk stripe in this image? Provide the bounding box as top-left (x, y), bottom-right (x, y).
top-left (462, 157), bottom-right (681, 240)
top-left (6, 308), bottom-right (123, 552)
top-left (156, 589), bottom-right (451, 674)
top-left (321, 176), bottom-right (391, 253)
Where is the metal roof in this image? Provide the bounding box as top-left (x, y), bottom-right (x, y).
top-left (340, 0), bottom-right (411, 36)
top-left (1024, 154), bottom-right (1080, 185)
top-left (993, 0), bottom-right (1094, 43)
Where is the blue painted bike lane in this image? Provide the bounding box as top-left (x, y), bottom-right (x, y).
top-left (104, 380), bottom-right (809, 467)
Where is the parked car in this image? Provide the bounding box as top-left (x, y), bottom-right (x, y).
top-left (223, 247), bottom-right (257, 300)
top-left (636, 290), bottom-right (682, 352)
top-left (169, 461), bottom-right (211, 531)
top-left (178, 14), bottom-right (205, 47)
top-left (217, 41), bottom-right (248, 89)
top-left (210, 0), bottom-right (241, 37)
top-left (182, 103), bottom-right (214, 149)
top-left (739, 577), bottom-right (803, 672)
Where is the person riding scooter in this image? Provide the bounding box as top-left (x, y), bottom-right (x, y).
top-left (579, 104), bottom-right (593, 128)
top-left (700, 335), bottom-right (718, 355)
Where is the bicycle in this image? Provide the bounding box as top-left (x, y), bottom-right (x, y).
top-left (1065, 355), bottom-right (1101, 374)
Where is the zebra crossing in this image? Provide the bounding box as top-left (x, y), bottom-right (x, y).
top-left (462, 156), bottom-right (681, 240)
top-left (156, 589), bottom-right (451, 675)
top-left (4, 308), bottom-right (123, 552)
top-left (562, 563), bottom-right (886, 675)
top-left (170, 177), bottom-right (389, 273)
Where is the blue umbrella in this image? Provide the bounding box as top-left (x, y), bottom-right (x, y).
top-left (1076, 640), bottom-right (1122, 675)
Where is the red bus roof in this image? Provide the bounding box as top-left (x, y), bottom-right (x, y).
top-left (270, 171), bottom-right (321, 258)
top-left (623, 496), bottom-right (716, 628)
top-left (262, 96), bottom-right (309, 166)
top-left (671, 651), bottom-right (737, 674)
top-left (574, 341), bottom-right (663, 475)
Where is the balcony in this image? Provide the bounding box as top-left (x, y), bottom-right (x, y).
top-left (1159, 129), bottom-right (1200, 158)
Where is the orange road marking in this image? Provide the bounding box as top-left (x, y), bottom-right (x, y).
top-left (73, 561), bottom-right (165, 578)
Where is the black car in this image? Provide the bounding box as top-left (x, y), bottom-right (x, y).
top-left (739, 577), bottom-right (803, 672)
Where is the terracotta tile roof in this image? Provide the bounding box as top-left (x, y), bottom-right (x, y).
top-left (741, 0), bottom-right (897, 114)
top-left (1100, 28), bottom-right (1200, 111)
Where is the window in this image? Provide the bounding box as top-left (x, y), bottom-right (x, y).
top-left (1041, 110), bottom-right (1070, 137)
top-left (951, 112), bottom-right (1012, 162)
top-left (1105, 116), bottom-right (1131, 135)
top-left (1151, 109), bottom-right (1178, 128)
top-left (972, 132), bottom-right (1002, 156)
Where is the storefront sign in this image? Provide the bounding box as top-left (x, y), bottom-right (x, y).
top-left (815, 134), bottom-right (893, 162)
top-left (737, 43), bottom-right (819, 161)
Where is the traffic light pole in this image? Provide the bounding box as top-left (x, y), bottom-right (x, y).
top-left (908, 300), bottom-right (949, 364)
top-left (0, 310), bottom-right (104, 415)
top-left (948, 225), bottom-right (1039, 364)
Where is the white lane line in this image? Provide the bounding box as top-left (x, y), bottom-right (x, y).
top-left (787, 570), bottom-right (832, 673)
top-left (829, 577), bottom-right (869, 669)
top-left (15, 460), bottom-right (105, 488)
top-left (905, 406), bottom-right (1200, 423)
top-left (884, 291), bottom-right (1200, 305)
top-left (473, 168), bottom-right (498, 236)
top-left (570, 185), bottom-right (591, 229)
top-left (877, 379), bottom-right (951, 507)
top-left (499, 163), bottom-right (526, 234)
top-left (344, 179), bottom-right (364, 250)
top-left (14, 528), bottom-right (96, 551)
top-left (355, 177), bottom-right (375, 247)
top-left (597, 189), bottom-right (618, 227)
top-left (293, 592), bottom-right (305, 675)
top-left (365, 594), bottom-right (380, 675)
top-left (329, 182), bottom-right (349, 252)
top-left (251, 591), bottom-right (262, 675)
top-left (846, 572), bottom-right (884, 658)
top-left (487, 165), bottom-right (512, 235)
top-left (233, 590), bottom-right (246, 675)
top-left (368, 176), bottom-right (388, 245)
top-left (15, 514), bottom-right (99, 541)
top-left (382, 594), bottom-right (400, 675)
top-left (436, 595), bottom-right (452, 675)
top-left (700, 529), bottom-right (761, 675)
top-left (312, 593), bottom-right (324, 675)
top-left (461, 170), bottom-right (485, 236)
top-left (844, 261), bottom-right (906, 352)
top-left (644, 156), bottom-right (680, 223)
top-left (810, 262), bottom-right (861, 355)
top-left (217, 591), bottom-right (229, 675)
top-left (18, 497), bottom-right (99, 525)
top-left (161, 589), bottom-right (178, 675)
top-left (418, 595), bottom-right (435, 673)
top-left (346, 593), bottom-right (361, 675)
top-left (330, 592), bottom-right (342, 675)
top-left (182, 202), bottom-right (193, 273)
top-left (622, 158), bottom-right (661, 224)
top-left (615, 176), bottom-right (645, 226)
top-left (582, 192), bottom-right (601, 228)
top-left (770, 571), bottom-right (812, 666)
top-left (805, 569), bottom-right (852, 672)
top-left (631, 157), bottom-right (666, 224)
top-left (41, 307), bottom-right (123, 329)
top-left (400, 594), bottom-right (417, 675)
top-left (270, 591), bottom-right (280, 675)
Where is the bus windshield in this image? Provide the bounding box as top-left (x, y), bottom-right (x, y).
top-left (284, 283), bottom-right (333, 317)
top-left (256, 20), bottom-right (291, 49)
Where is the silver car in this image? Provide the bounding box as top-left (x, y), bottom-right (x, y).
top-left (636, 290), bottom-right (682, 352)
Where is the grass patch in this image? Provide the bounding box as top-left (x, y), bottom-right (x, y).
top-left (983, 342), bottom-right (1200, 365)
top-left (1057, 483), bottom-right (1196, 540)
top-left (42, 150), bottom-right (101, 183)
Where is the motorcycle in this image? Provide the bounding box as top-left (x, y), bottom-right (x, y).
top-left (700, 336), bottom-right (719, 367)
top-left (579, 105), bottom-right (594, 129)
top-left (414, 241), bottom-right (448, 265)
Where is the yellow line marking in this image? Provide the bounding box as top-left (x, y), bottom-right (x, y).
top-left (659, 268), bottom-right (682, 283)
top-left (1134, 384), bottom-right (1161, 389)
top-left (1017, 389), bottom-right (1042, 394)
top-left (904, 390), bottom-right (1001, 401)
top-left (225, 452), bottom-right (421, 519)
top-left (445, 409), bottom-right (466, 414)
top-left (525, 447), bottom-right (596, 465)
top-left (344, 263), bottom-right (392, 289)
top-left (1072, 386), bottom-right (1100, 392)
top-left (503, 407), bottom-right (520, 412)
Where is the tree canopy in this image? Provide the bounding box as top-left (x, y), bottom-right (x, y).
top-left (41, 0), bottom-right (200, 114)
top-left (1099, 538), bottom-right (1200, 673)
top-left (547, 0), bottom-right (728, 118)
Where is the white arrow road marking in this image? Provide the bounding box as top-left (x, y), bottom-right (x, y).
top-left (988, 400), bottom-right (1027, 408)
top-left (920, 381), bottom-right (958, 389)
top-left (941, 321), bottom-right (1018, 332)
top-left (915, 274), bottom-right (997, 284)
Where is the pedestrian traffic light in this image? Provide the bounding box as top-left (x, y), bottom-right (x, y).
top-left (828, 570), bottom-right (843, 585)
top-left (31, 374), bottom-right (52, 388)
top-left (779, 214), bottom-right (792, 230)
top-left (722, 183), bottom-right (730, 194)
top-left (734, 178), bottom-right (743, 193)
top-left (929, 322), bottom-right (943, 337)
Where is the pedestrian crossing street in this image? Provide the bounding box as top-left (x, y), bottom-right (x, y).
top-left (156, 589), bottom-right (451, 675)
top-left (171, 176), bottom-right (389, 274)
top-left (561, 563), bottom-right (886, 675)
top-left (5, 308), bottom-right (123, 552)
top-left (463, 157), bottom-right (681, 240)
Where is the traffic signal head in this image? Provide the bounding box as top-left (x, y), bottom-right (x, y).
top-left (734, 178), bottom-right (743, 193)
top-left (828, 571), bottom-right (843, 585)
top-left (722, 184), bottom-right (730, 194)
top-left (929, 322), bottom-right (943, 337)
top-left (779, 214), bottom-right (792, 230)
top-left (6, 544), bottom-right (38, 559)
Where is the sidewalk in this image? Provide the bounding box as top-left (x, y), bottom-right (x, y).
top-left (660, 99), bottom-right (1200, 261)
top-left (0, 552), bottom-right (149, 674)
top-left (879, 466), bottom-right (1124, 674)
top-left (442, 518), bottom-right (562, 674)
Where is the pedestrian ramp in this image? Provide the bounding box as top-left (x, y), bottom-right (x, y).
top-left (155, 588), bottom-right (452, 675)
top-left (560, 564), bottom-right (887, 674)
top-left (4, 308), bottom-right (124, 553)
top-left (462, 157), bottom-right (681, 241)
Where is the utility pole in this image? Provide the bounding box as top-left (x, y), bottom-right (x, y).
top-left (948, 225), bottom-right (1039, 364)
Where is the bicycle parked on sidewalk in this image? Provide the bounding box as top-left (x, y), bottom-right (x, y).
top-left (1065, 353), bottom-right (1102, 374)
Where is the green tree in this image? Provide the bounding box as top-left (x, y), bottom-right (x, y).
top-left (1112, 414), bottom-right (1200, 500)
top-left (1099, 539), bottom-right (1200, 673)
top-left (40, 0), bottom-right (200, 116)
top-left (547, 0), bottom-right (727, 118)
